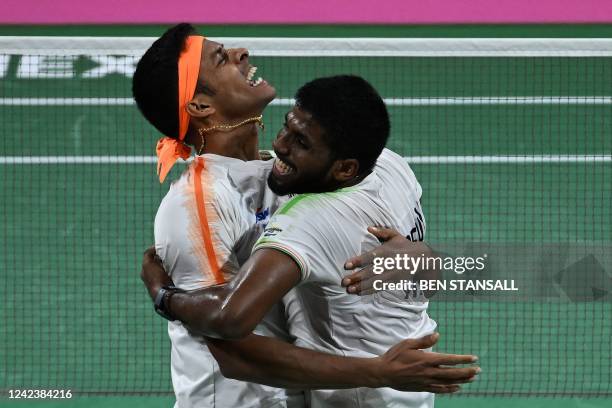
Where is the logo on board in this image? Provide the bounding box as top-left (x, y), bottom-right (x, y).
top-left (0, 55), bottom-right (138, 79)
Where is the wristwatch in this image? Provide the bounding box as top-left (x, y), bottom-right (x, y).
top-left (154, 285), bottom-right (184, 321)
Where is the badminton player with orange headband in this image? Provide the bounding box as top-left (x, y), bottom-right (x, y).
top-left (133, 23), bottom-right (478, 408)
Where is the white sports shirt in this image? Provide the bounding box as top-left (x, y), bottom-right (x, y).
top-left (154, 154), bottom-right (299, 408)
top-left (253, 148), bottom-right (436, 408)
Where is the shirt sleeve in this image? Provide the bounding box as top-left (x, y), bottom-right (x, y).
top-left (252, 209), bottom-right (318, 282)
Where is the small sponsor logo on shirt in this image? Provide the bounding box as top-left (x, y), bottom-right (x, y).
top-left (263, 225), bottom-right (283, 237)
top-left (255, 207), bottom-right (270, 225)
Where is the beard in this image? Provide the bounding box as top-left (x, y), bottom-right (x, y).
top-left (267, 165), bottom-right (335, 197)
top-left (267, 173), bottom-right (293, 196)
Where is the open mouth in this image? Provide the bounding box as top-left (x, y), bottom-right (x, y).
top-left (245, 66), bottom-right (265, 87)
top-left (273, 157), bottom-right (295, 175)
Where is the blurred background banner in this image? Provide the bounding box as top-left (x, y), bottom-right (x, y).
top-left (1, 0), bottom-right (612, 24)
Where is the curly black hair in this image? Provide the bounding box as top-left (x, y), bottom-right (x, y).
top-left (295, 75), bottom-right (390, 175)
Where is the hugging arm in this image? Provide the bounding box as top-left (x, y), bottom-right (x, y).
top-left (141, 248), bottom-right (478, 392)
top-left (207, 332), bottom-right (478, 392)
top-left (141, 247), bottom-right (301, 339)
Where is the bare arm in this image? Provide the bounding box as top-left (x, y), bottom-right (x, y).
top-left (141, 248), bottom-right (479, 391)
top-left (141, 247), bottom-right (301, 339)
top-left (207, 332), bottom-right (479, 393)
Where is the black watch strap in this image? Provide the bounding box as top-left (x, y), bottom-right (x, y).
top-left (154, 285), bottom-right (183, 321)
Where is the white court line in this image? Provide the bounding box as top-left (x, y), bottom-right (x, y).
top-left (406, 155), bottom-right (612, 164)
top-left (271, 97), bottom-right (612, 106)
top-left (2, 37), bottom-right (612, 57)
top-left (2, 97), bottom-right (611, 106)
top-left (0, 156), bottom-right (158, 164)
top-left (0, 98), bottom-right (135, 106)
top-left (1, 155), bottom-right (610, 165)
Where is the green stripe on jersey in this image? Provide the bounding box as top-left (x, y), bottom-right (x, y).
top-left (276, 194), bottom-right (314, 215)
top-left (275, 186), bottom-right (359, 216)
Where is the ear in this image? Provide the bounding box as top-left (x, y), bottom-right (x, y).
top-left (186, 94), bottom-right (216, 119)
top-left (332, 158), bottom-right (360, 182)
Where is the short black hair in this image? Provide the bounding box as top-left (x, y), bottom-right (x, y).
top-left (295, 75), bottom-right (390, 175)
top-left (132, 23), bottom-right (195, 138)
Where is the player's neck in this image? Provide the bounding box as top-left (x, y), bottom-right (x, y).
top-left (195, 122), bottom-right (260, 161)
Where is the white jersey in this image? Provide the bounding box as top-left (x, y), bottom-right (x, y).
top-left (253, 149), bottom-right (437, 408)
top-left (154, 154), bottom-right (299, 408)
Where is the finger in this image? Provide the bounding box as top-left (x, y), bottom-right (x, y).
top-left (343, 265), bottom-right (384, 291)
top-left (341, 266), bottom-right (371, 287)
top-left (348, 275), bottom-right (381, 295)
top-left (345, 283), bottom-right (362, 294)
top-left (368, 226), bottom-right (401, 242)
top-left (428, 352), bottom-right (479, 366)
top-left (344, 227), bottom-right (404, 269)
top-left (402, 333), bottom-right (440, 350)
top-left (351, 269), bottom-right (407, 294)
top-left (347, 285), bottom-right (377, 296)
top-left (143, 247), bottom-right (164, 267)
top-left (429, 366), bottom-right (481, 381)
top-left (344, 250), bottom-right (378, 270)
top-left (347, 280), bottom-right (376, 295)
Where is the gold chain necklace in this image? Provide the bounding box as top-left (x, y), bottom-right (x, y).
top-left (198, 115), bottom-right (264, 135)
top-left (197, 115), bottom-right (264, 155)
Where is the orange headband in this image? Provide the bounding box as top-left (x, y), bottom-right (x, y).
top-left (156, 35), bottom-right (205, 183)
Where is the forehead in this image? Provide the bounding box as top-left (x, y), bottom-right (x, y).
top-left (287, 106), bottom-right (315, 128)
top-left (202, 39), bottom-right (221, 64)
top-left (287, 106), bottom-right (325, 139)
top-left (197, 39), bottom-right (222, 84)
